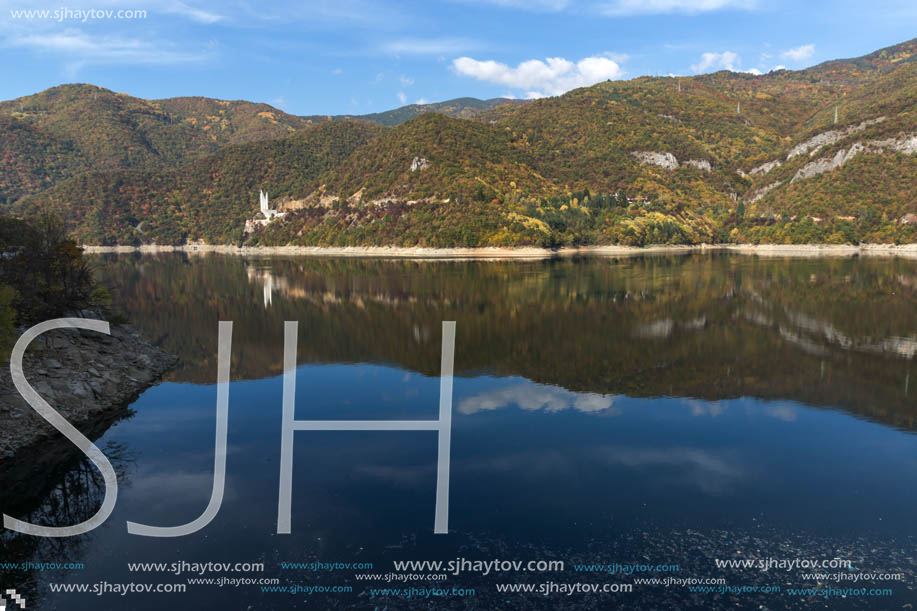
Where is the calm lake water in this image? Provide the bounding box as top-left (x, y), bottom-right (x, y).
top-left (2, 253), bottom-right (916, 609)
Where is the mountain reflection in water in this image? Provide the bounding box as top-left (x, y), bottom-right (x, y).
top-left (1, 253), bottom-right (914, 610)
top-left (99, 253), bottom-right (916, 430)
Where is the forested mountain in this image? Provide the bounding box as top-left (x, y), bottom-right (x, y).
top-left (300, 97), bottom-right (527, 126)
top-left (0, 84), bottom-right (316, 203)
top-left (11, 120), bottom-right (380, 245)
top-left (344, 97), bottom-right (528, 126)
top-left (3, 39), bottom-right (917, 247)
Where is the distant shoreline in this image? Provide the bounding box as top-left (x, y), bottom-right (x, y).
top-left (81, 243), bottom-right (917, 259)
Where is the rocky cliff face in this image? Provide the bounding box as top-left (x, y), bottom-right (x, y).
top-left (790, 131), bottom-right (917, 183)
top-left (631, 151), bottom-right (679, 170)
top-left (0, 314), bottom-right (177, 457)
top-left (786, 118), bottom-right (886, 160)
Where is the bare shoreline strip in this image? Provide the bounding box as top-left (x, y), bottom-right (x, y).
top-left (81, 243), bottom-right (917, 259)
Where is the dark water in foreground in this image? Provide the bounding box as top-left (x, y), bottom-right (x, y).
top-left (2, 253), bottom-right (915, 610)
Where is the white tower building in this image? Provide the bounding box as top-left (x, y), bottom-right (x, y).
top-left (260, 190), bottom-right (271, 219)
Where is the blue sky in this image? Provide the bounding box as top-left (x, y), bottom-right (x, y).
top-left (1, 0), bottom-right (916, 115)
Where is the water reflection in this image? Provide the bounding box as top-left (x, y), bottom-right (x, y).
top-left (1, 253), bottom-right (914, 610)
top-left (97, 253), bottom-right (917, 430)
top-left (0, 434), bottom-right (135, 607)
top-left (457, 383), bottom-right (620, 415)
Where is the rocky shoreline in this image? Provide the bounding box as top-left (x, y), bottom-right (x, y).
top-left (0, 313), bottom-right (177, 458)
top-left (81, 243), bottom-right (917, 259)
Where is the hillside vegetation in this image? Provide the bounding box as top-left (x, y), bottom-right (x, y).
top-left (320, 97), bottom-right (528, 126)
top-left (3, 39), bottom-right (917, 247)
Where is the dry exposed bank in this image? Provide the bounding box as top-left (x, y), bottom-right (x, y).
top-left (81, 243), bottom-right (917, 259)
top-left (0, 313), bottom-right (177, 457)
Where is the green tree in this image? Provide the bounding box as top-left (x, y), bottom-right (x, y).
top-left (0, 214), bottom-right (96, 324)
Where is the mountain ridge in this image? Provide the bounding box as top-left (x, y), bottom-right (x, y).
top-left (3, 38), bottom-right (917, 247)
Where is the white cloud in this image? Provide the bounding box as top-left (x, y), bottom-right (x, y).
top-left (382, 36), bottom-right (482, 56)
top-left (603, 51), bottom-right (631, 64)
top-left (764, 404), bottom-right (797, 421)
top-left (687, 400), bottom-right (727, 417)
top-left (745, 67), bottom-right (762, 75)
top-left (165, 1), bottom-right (224, 23)
top-left (6, 28), bottom-right (211, 71)
top-left (0, 1), bottom-right (220, 75)
top-left (599, 0), bottom-right (757, 16)
top-left (781, 43), bottom-right (815, 62)
top-left (399, 74), bottom-right (414, 86)
top-left (396, 91), bottom-right (407, 104)
top-left (415, 97), bottom-right (429, 104)
top-left (691, 50), bottom-right (739, 72)
top-left (770, 64), bottom-right (787, 71)
top-left (458, 383), bottom-right (619, 415)
top-left (452, 54), bottom-right (625, 97)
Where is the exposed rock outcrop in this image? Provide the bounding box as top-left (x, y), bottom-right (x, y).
top-left (631, 152), bottom-right (711, 172)
top-left (410, 156), bottom-right (431, 172)
top-left (786, 117), bottom-right (885, 160)
top-left (750, 160), bottom-right (781, 175)
top-left (0, 315), bottom-right (177, 457)
top-left (683, 159), bottom-right (712, 172)
top-left (747, 180), bottom-right (783, 203)
top-left (631, 151), bottom-right (679, 170)
top-left (791, 132), bottom-right (917, 183)
top-left (792, 143), bottom-right (865, 183)
top-left (872, 132), bottom-right (917, 154)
